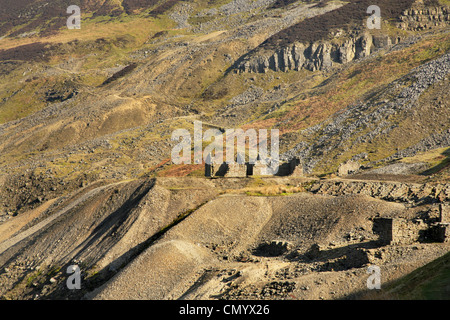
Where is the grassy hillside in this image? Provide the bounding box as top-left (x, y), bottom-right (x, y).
top-left (369, 251), bottom-right (450, 299)
top-left (0, 0), bottom-right (448, 220)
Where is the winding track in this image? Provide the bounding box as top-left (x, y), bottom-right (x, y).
top-left (0, 181), bottom-right (126, 255)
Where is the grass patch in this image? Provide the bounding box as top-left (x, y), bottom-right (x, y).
top-left (238, 184), bottom-right (305, 196)
top-left (376, 251), bottom-right (450, 299)
top-left (401, 147), bottom-right (450, 176)
top-left (25, 270), bottom-right (43, 287)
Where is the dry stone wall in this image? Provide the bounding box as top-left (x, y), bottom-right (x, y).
top-left (374, 218), bottom-right (428, 245)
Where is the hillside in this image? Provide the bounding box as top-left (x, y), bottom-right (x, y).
top-left (0, 0), bottom-right (449, 301)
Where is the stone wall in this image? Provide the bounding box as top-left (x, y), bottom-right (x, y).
top-left (225, 162), bottom-right (247, 177)
top-left (430, 203), bottom-right (450, 243)
top-left (252, 160), bottom-right (270, 176)
top-left (205, 162), bottom-right (228, 177)
top-left (337, 160), bottom-right (361, 176)
top-left (439, 203), bottom-right (449, 223)
top-left (310, 180), bottom-right (450, 203)
top-left (431, 223), bottom-right (450, 243)
top-left (289, 158), bottom-right (304, 177)
top-left (373, 217), bottom-right (428, 245)
top-left (205, 157), bottom-right (304, 177)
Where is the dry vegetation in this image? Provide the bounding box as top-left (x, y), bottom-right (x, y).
top-left (0, 0), bottom-right (449, 300)
top-left (260, 0), bottom-right (416, 49)
top-left (241, 184), bottom-right (305, 196)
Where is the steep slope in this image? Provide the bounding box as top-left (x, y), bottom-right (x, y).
top-left (282, 50), bottom-right (450, 174)
top-left (0, 0), bottom-right (449, 300)
top-left (0, 177), bottom-right (219, 299)
top-left (368, 251), bottom-right (450, 299)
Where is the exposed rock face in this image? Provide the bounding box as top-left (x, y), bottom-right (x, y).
top-left (236, 5), bottom-right (449, 73)
top-left (397, 5), bottom-right (450, 31)
top-left (236, 32), bottom-right (390, 73)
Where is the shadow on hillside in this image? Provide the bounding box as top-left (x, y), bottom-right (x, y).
top-left (421, 148), bottom-right (450, 176)
top-left (289, 241), bottom-right (382, 272)
top-left (344, 250), bottom-right (450, 300)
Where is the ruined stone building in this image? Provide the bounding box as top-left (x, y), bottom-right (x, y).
top-left (205, 156), bottom-right (304, 178)
top-left (337, 160), bottom-right (361, 176)
top-left (373, 203), bottom-right (449, 245)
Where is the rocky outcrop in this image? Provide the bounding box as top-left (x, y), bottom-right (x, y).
top-left (236, 4), bottom-right (449, 73)
top-left (236, 32), bottom-right (394, 73)
top-left (397, 5), bottom-right (450, 31)
top-left (282, 51), bottom-right (450, 173)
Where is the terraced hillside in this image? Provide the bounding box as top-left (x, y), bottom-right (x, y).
top-left (0, 0), bottom-right (449, 300)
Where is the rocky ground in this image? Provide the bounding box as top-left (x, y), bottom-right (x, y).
top-left (0, 175), bottom-right (448, 300)
top-left (0, 0), bottom-right (449, 300)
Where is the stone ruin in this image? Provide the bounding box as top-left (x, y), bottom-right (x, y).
top-left (337, 160), bottom-right (361, 176)
top-left (205, 156), bottom-right (304, 178)
top-left (373, 203), bottom-right (449, 245)
top-left (434, 203), bottom-right (450, 242)
top-left (373, 217), bottom-right (428, 245)
top-left (226, 162), bottom-right (248, 178)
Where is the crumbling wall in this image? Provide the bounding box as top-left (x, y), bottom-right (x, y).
top-left (275, 158), bottom-right (304, 176)
top-left (337, 160), bottom-right (360, 176)
top-left (289, 158), bottom-right (304, 177)
top-left (225, 163), bottom-right (247, 177)
top-left (391, 218), bottom-right (428, 245)
top-left (431, 203), bottom-right (450, 243)
top-left (373, 216), bottom-right (448, 245)
top-left (205, 157), bottom-right (304, 177)
top-left (253, 160), bottom-right (271, 176)
top-left (431, 223), bottom-right (450, 243)
top-left (205, 162), bottom-right (228, 177)
top-left (439, 203), bottom-right (449, 223)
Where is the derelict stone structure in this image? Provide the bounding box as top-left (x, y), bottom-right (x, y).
top-left (337, 160), bottom-right (361, 176)
top-left (225, 162), bottom-right (248, 178)
top-left (373, 218), bottom-right (428, 245)
top-left (205, 162), bottom-right (228, 177)
top-left (432, 203), bottom-right (450, 242)
top-left (205, 157), bottom-right (304, 178)
top-left (374, 206), bottom-right (450, 245)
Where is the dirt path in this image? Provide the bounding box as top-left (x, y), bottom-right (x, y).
top-left (0, 199), bottom-right (57, 244)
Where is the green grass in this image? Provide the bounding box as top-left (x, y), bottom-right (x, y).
top-left (401, 147), bottom-right (450, 176)
top-left (380, 251), bottom-right (450, 300)
top-left (25, 270), bottom-right (43, 287)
